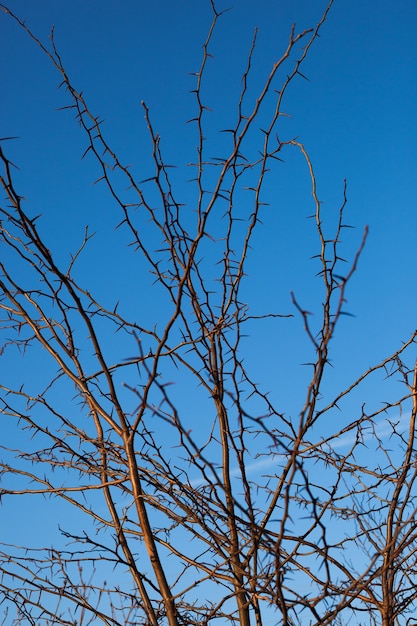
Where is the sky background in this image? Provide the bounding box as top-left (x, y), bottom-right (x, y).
top-left (1, 0), bottom-right (416, 621)
top-left (1, 0), bottom-right (415, 355)
top-left (1, 0), bottom-right (415, 429)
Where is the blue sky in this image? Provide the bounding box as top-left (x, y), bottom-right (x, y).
top-left (1, 0), bottom-right (416, 622)
top-left (2, 0), bottom-right (415, 360)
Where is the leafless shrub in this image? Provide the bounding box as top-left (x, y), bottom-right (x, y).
top-left (0, 2), bottom-right (416, 625)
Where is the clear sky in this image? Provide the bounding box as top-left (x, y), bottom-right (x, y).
top-left (1, 0), bottom-right (416, 622)
top-left (2, 0), bottom-right (415, 357)
top-left (1, 0), bottom-right (415, 433)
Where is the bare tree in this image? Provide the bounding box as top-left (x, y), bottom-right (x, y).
top-left (0, 2), bottom-right (416, 625)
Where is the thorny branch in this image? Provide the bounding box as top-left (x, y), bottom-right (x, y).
top-left (1, 1), bottom-right (416, 625)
